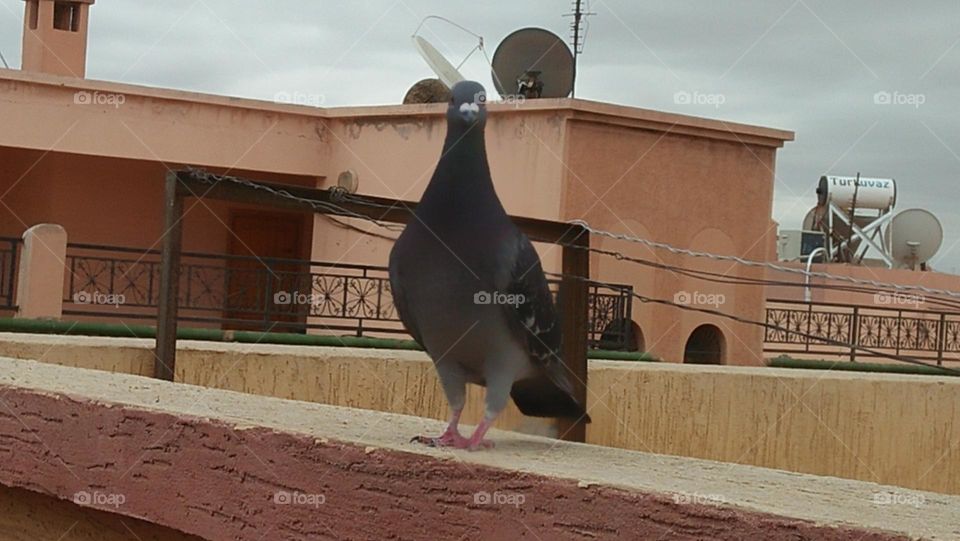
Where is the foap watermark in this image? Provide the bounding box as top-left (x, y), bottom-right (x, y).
top-left (674, 290), bottom-right (725, 308)
top-left (474, 90), bottom-right (525, 107)
top-left (872, 491), bottom-right (925, 508)
top-left (274, 91), bottom-right (325, 107)
top-left (874, 291), bottom-right (924, 307)
top-left (273, 490), bottom-right (326, 507)
top-left (873, 91), bottom-right (925, 108)
top-left (672, 492), bottom-right (727, 506)
top-left (673, 90), bottom-right (726, 108)
top-left (73, 490), bottom-right (126, 508)
top-left (474, 490), bottom-right (525, 508)
top-left (273, 290), bottom-right (330, 306)
top-left (73, 290), bottom-right (125, 307)
top-left (74, 90), bottom-right (126, 108)
top-left (474, 290), bottom-right (526, 307)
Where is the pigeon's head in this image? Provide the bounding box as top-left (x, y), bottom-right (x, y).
top-left (447, 80), bottom-right (488, 129)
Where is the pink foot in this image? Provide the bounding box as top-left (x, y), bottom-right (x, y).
top-left (464, 419), bottom-right (495, 451)
top-left (411, 428), bottom-right (470, 448)
top-left (465, 437), bottom-right (495, 451)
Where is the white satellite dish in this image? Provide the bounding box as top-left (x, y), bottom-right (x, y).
top-left (412, 35), bottom-right (465, 89)
top-left (802, 206), bottom-right (821, 231)
top-left (887, 208), bottom-right (943, 269)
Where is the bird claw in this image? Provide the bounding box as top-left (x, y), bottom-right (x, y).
top-left (410, 434), bottom-right (443, 446)
top-left (411, 417), bottom-right (496, 450)
top-left (411, 432), bottom-right (491, 450)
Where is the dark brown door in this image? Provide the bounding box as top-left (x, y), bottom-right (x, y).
top-left (224, 211), bottom-right (306, 331)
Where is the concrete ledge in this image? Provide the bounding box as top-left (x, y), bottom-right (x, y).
top-left (0, 357), bottom-right (956, 540)
top-left (2, 332), bottom-right (958, 497)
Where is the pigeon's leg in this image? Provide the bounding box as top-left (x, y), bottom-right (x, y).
top-left (439, 408), bottom-right (468, 445)
top-left (412, 361), bottom-right (470, 448)
top-left (464, 416), bottom-right (496, 450)
top-left (464, 389), bottom-right (507, 450)
top-left (465, 358), bottom-right (518, 451)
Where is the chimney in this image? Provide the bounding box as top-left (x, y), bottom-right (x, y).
top-left (21, 0), bottom-right (95, 77)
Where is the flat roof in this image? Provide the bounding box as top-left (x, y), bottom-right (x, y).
top-left (0, 68), bottom-right (794, 146)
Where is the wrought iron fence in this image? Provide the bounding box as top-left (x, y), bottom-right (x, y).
top-left (62, 243), bottom-right (636, 350)
top-left (0, 237), bottom-right (19, 310)
top-left (764, 298), bottom-right (960, 365)
top-left (566, 283), bottom-right (635, 351)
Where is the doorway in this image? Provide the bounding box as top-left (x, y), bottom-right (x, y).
top-left (683, 324), bottom-right (725, 365)
top-left (223, 211), bottom-right (307, 331)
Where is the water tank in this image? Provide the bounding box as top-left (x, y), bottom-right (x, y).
top-left (817, 175), bottom-right (896, 210)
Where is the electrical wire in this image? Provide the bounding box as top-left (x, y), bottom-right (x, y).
top-left (567, 220), bottom-right (960, 300)
top-left (176, 169), bottom-right (960, 374)
top-left (567, 245), bottom-right (960, 312)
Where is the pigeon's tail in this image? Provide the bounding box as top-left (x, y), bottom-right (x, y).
top-left (510, 376), bottom-right (592, 422)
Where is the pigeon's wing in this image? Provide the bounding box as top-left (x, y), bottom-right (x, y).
top-left (501, 231), bottom-right (590, 421)
top-left (388, 251), bottom-right (425, 349)
top-left (503, 233), bottom-right (563, 371)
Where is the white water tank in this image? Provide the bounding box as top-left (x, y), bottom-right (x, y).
top-left (817, 175), bottom-right (896, 210)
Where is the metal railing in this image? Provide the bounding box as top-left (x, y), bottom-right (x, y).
top-left (62, 242), bottom-right (636, 350)
top-left (764, 298), bottom-right (960, 365)
top-left (0, 237), bottom-right (20, 310)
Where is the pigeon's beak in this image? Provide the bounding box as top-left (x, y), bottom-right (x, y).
top-left (460, 109), bottom-right (478, 124)
top-left (458, 102), bottom-right (481, 124)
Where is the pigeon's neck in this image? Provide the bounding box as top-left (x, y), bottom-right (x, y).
top-left (419, 127), bottom-right (504, 218)
top-left (439, 126), bottom-right (488, 169)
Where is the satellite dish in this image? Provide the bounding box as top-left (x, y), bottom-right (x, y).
top-left (337, 169), bottom-right (359, 194)
top-left (887, 208), bottom-right (943, 269)
top-left (403, 78), bottom-right (451, 104)
top-left (802, 206), bottom-right (823, 231)
top-left (412, 35), bottom-right (465, 89)
top-left (491, 28), bottom-right (574, 99)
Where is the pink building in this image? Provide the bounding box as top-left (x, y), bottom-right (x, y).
top-left (1, 0), bottom-right (801, 364)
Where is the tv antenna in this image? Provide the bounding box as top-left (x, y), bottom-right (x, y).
top-left (563, 0), bottom-right (595, 97)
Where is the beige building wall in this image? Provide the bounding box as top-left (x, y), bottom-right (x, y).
top-left (558, 116), bottom-right (783, 363)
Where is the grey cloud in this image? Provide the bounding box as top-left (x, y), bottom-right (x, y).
top-left (1, 0), bottom-right (958, 270)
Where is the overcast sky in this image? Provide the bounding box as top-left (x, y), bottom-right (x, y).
top-left (2, 0), bottom-right (959, 271)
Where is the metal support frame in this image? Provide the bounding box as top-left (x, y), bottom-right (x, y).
top-left (155, 171), bottom-right (183, 381)
top-left (557, 226), bottom-right (590, 441)
top-left (826, 202), bottom-right (895, 267)
top-left (156, 169), bottom-right (592, 441)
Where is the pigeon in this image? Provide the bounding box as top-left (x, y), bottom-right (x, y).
top-left (388, 80), bottom-right (590, 450)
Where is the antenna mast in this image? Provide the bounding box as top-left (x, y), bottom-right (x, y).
top-left (566, 0), bottom-right (593, 97)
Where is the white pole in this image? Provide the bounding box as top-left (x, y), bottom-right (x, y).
top-left (804, 247), bottom-right (827, 302)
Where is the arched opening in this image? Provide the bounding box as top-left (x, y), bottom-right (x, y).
top-left (599, 319), bottom-right (644, 352)
top-left (630, 321), bottom-right (645, 352)
top-left (683, 324), bottom-right (725, 364)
